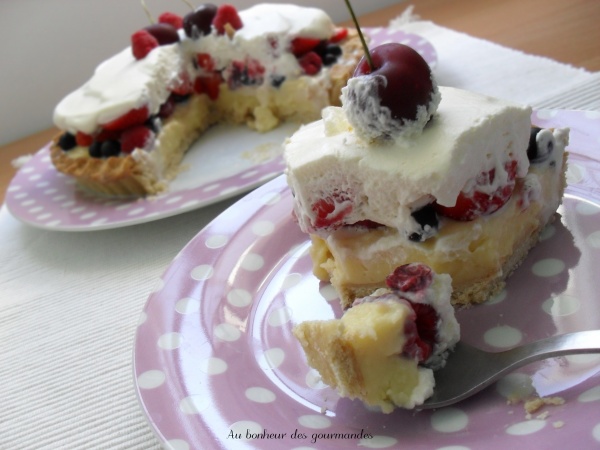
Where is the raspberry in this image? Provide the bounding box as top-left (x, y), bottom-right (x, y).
top-left (435, 160), bottom-right (518, 221)
top-left (75, 131), bottom-right (93, 147)
top-left (102, 106), bottom-right (150, 131)
top-left (330, 27), bottom-right (349, 43)
top-left (95, 129), bottom-right (121, 143)
top-left (131, 29), bottom-right (158, 60)
top-left (196, 53), bottom-right (215, 72)
top-left (386, 263), bottom-right (433, 293)
top-left (194, 73), bottom-right (222, 100)
top-left (298, 51), bottom-right (322, 75)
top-left (311, 191), bottom-right (353, 230)
top-left (402, 303), bottom-right (438, 363)
top-left (158, 98), bottom-right (176, 118)
top-left (212, 4), bottom-right (243, 35)
top-left (290, 37), bottom-right (321, 56)
top-left (411, 303), bottom-right (438, 350)
top-left (158, 12), bottom-right (184, 29)
top-left (120, 125), bottom-right (155, 154)
top-left (170, 72), bottom-right (193, 96)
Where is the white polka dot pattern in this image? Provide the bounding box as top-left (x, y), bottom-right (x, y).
top-left (5, 132), bottom-right (286, 232)
top-left (134, 111), bottom-right (600, 448)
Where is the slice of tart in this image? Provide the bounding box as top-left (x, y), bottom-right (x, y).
top-left (284, 42), bottom-right (569, 307)
top-left (50, 4), bottom-right (363, 197)
top-left (293, 263), bottom-right (459, 412)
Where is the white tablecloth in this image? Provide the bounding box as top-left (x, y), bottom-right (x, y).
top-left (1, 18), bottom-right (598, 450)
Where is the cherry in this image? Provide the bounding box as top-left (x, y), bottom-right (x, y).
top-left (144, 23), bottom-right (180, 45)
top-left (343, 43), bottom-right (438, 140)
top-left (183, 3), bottom-right (218, 39)
top-left (354, 43), bottom-right (434, 121)
top-left (131, 24), bottom-right (179, 60)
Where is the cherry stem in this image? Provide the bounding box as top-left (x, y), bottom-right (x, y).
top-left (140, 0), bottom-right (155, 24)
top-left (180, 0), bottom-right (195, 11)
top-left (343, 0), bottom-right (373, 71)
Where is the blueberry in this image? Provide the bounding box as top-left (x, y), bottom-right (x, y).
top-left (88, 141), bottom-right (102, 158)
top-left (100, 140), bottom-right (121, 158)
top-left (322, 53), bottom-right (339, 66)
top-left (324, 44), bottom-right (342, 57)
top-left (270, 74), bottom-right (286, 88)
top-left (527, 126), bottom-right (542, 160)
top-left (408, 204), bottom-right (439, 242)
top-left (314, 43), bottom-right (342, 66)
top-left (171, 93), bottom-right (191, 103)
top-left (58, 132), bottom-right (76, 151)
top-left (228, 62), bottom-right (263, 89)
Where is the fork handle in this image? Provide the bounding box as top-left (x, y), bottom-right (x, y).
top-left (501, 329), bottom-right (600, 371)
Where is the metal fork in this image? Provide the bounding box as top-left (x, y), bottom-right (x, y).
top-left (418, 329), bottom-right (600, 409)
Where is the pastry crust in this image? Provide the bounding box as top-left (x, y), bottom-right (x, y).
top-left (293, 320), bottom-right (365, 399)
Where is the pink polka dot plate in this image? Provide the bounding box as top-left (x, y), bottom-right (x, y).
top-left (5, 29), bottom-right (436, 232)
top-left (134, 110), bottom-right (600, 449)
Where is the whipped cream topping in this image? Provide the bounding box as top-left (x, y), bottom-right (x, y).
top-left (54, 43), bottom-right (187, 135)
top-left (237, 4), bottom-right (334, 40)
top-left (341, 73), bottom-right (441, 142)
top-left (53, 3), bottom-right (336, 135)
top-left (285, 86), bottom-right (532, 237)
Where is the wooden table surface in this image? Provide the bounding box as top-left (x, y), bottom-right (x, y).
top-left (1, 0), bottom-right (598, 205)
